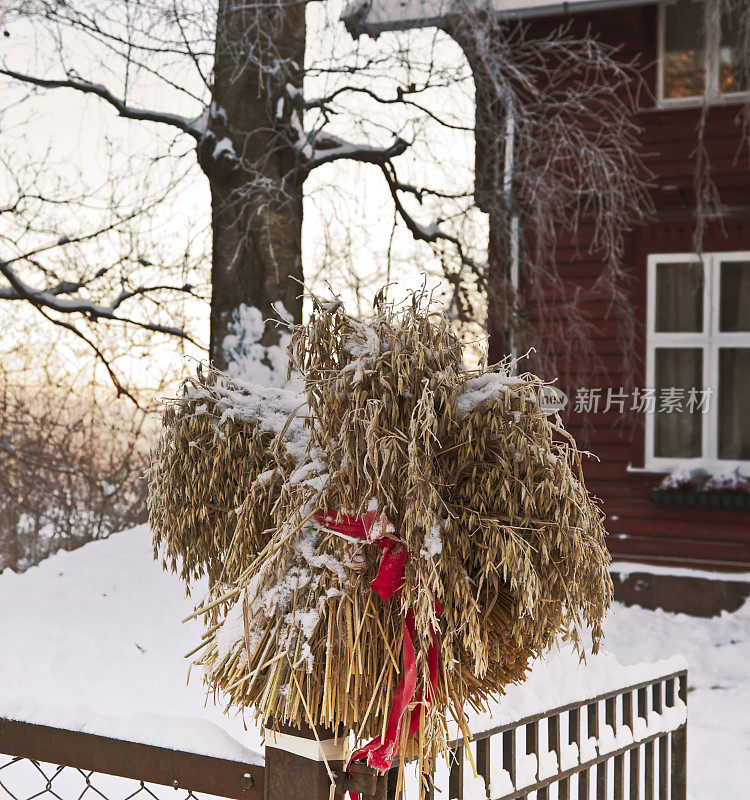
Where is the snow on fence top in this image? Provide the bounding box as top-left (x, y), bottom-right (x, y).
top-left (343, 0), bottom-right (648, 36)
top-left (0, 530), bottom-right (685, 763)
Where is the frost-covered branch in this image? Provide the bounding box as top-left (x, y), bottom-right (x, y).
top-left (0, 68), bottom-right (205, 140)
top-left (304, 85), bottom-right (473, 133)
top-left (305, 132), bottom-right (409, 169)
top-left (0, 257), bottom-right (194, 341)
top-left (380, 164), bottom-right (463, 247)
top-left (283, 96), bottom-right (410, 168)
top-left (379, 162), bottom-right (482, 283)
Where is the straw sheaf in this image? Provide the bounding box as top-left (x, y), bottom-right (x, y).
top-left (436, 373), bottom-right (612, 697)
top-left (148, 364), bottom-right (307, 592)
top-left (156, 303), bottom-right (612, 774)
top-left (198, 487), bottom-right (411, 747)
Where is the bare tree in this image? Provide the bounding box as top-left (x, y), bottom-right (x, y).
top-left (0, 0), bottom-right (668, 390)
top-left (0, 146), bottom-right (206, 400)
top-left (693, 0), bottom-right (750, 253)
top-left (442, 14), bottom-right (653, 390)
top-left (0, 0), bottom-right (405, 379)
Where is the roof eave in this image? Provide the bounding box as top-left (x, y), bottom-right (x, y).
top-left (343, 0), bottom-right (655, 38)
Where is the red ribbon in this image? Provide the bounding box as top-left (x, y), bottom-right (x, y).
top-left (314, 510), bottom-right (440, 787)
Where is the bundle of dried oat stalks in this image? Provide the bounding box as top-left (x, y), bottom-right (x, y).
top-left (149, 299), bottom-right (611, 787)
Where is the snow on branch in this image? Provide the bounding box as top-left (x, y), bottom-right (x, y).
top-left (0, 68), bottom-right (205, 140)
top-left (0, 257), bottom-right (192, 340)
top-left (306, 133), bottom-right (409, 168)
top-left (288, 107), bottom-right (408, 168)
top-left (0, 277), bottom-right (88, 301)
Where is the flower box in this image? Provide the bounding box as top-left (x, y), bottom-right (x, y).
top-left (650, 489), bottom-right (750, 508)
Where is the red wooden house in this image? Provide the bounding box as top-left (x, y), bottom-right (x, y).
top-left (346, 1), bottom-right (750, 584)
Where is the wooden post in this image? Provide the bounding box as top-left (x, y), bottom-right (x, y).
top-left (526, 720), bottom-right (539, 780)
top-left (670, 675), bottom-right (688, 800)
top-left (503, 728), bottom-right (517, 791)
top-left (449, 745), bottom-right (464, 800)
top-left (264, 723), bottom-right (377, 800)
top-left (578, 768), bottom-right (590, 800)
top-left (607, 696), bottom-right (623, 800)
top-left (476, 736), bottom-right (491, 797)
top-left (639, 687), bottom-right (654, 800)
top-left (653, 683), bottom-right (668, 799)
top-left (548, 713), bottom-right (561, 800)
top-left (623, 691), bottom-right (639, 800)
top-left (264, 723), bottom-right (342, 800)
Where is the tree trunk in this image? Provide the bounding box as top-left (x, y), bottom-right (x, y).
top-left (202, 0), bottom-right (306, 372)
top-left (0, 505), bottom-right (21, 572)
top-left (450, 25), bottom-right (515, 365)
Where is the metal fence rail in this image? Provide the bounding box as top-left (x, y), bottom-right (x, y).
top-left (0, 718), bottom-right (264, 800)
top-left (439, 669), bottom-right (687, 800)
top-left (0, 669), bottom-right (687, 800)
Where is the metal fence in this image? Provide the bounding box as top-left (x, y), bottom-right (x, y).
top-left (0, 718), bottom-right (264, 800)
top-left (0, 668), bottom-right (687, 800)
top-left (438, 669), bottom-right (688, 800)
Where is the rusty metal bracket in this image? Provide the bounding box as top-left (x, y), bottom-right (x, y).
top-left (339, 762), bottom-right (379, 798)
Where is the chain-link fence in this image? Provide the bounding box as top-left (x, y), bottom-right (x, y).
top-left (0, 757), bottom-right (208, 800)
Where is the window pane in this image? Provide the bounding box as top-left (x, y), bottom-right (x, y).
top-left (719, 349), bottom-right (750, 460)
top-left (720, 11), bottom-right (749, 94)
top-left (663, 2), bottom-right (707, 98)
top-left (720, 260), bottom-right (750, 331)
top-left (655, 261), bottom-right (704, 332)
top-left (654, 348), bottom-right (703, 458)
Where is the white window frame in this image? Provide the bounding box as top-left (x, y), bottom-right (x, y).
top-left (657, 1), bottom-right (750, 107)
top-left (645, 251), bottom-right (750, 474)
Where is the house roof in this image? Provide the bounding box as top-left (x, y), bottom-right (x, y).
top-left (343, 0), bottom-right (654, 37)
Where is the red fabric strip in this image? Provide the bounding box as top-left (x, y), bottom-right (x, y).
top-left (315, 510), bottom-right (378, 540)
top-left (369, 541), bottom-right (408, 600)
top-left (348, 616), bottom-right (417, 771)
top-left (313, 509), bottom-right (441, 788)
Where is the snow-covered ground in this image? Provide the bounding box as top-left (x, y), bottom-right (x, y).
top-left (0, 526), bottom-right (263, 765)
top-left (0, 526), bottom-right (747, 797)
top-left (603, 596), bottom-right (750, 798)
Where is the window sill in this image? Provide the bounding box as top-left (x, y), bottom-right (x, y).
top-left (628, 463), bottom-right (750, 477)
top-left (642, 94), bottom-right (750, 113)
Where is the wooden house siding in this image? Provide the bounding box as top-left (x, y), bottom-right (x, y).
top-left (488, 3), bottom-right (750, 569)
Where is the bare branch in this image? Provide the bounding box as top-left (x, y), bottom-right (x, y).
top-left (305, 133), bottom-right (409, 169)
top-left (305, 85), bottom-right (473, 133)
top-left (379, 162), bottom-right (481, 273)
top-left (0, 68), bottom-right (204, 140)
top-left (34, 305), bottom-right (139, 404)
top-left (0, 257), bottom-right (194, 341)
